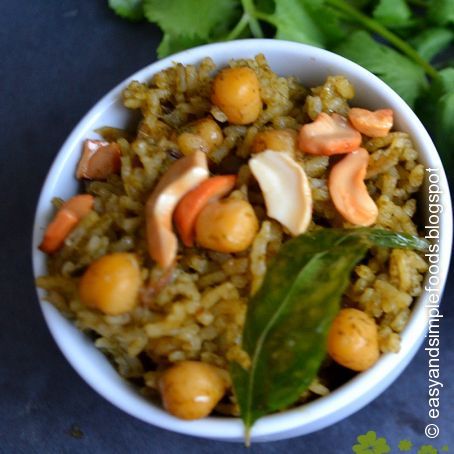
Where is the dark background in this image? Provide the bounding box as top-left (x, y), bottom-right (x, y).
top-left (1, 1), bottom-right (453, 452)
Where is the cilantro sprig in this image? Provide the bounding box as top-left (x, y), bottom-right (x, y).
top-left (108, 0), bottom-right (454, 171)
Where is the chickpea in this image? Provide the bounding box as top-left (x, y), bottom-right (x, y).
top-left (192, 117), bottom-right (223, 150)
top-left (195, 199), bottom-right (259, 253)
top-left (177, 117), bottom-right (223, 156)
top-left (327, 308), bottom-right (379, 371)
top-left (79, 253), bottom-right (141, 315)
top-left (177, 132), bottom-right (209, 156)
top-left (211, 67), bottom-right (262, 125)
top-left (159, 361), bottom-right (226, 420)
top-left (251, 129), bottom-right (298, 155)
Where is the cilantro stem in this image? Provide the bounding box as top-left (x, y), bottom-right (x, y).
top-left (326, 0), bottom-right (439, 79)
top-left (253, 11), bottom-right (277, 26)
top-left (225, 13), bottom-right (250, 41)
top-left (241, 0), bottom-right (264, 38)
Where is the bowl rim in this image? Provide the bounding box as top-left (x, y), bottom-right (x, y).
top-left (32, 38), bottom-right (453, 441)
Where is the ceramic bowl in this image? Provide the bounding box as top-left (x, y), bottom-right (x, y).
top-left (32, 39), bottom-right (453, 442)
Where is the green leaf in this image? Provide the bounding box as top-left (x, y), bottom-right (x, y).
top-left (108, 0), bottom-right (144, 21)
top-left (231, 232), bottom-right (368, 430)
top-left (415, 68), bottom-right (454, 170)
top-left (231, 228), bottom-right (427, 431)
top-left (417, 445), bottom-right (438, 454)
top-left (373, 0), bottom-right (412, 27)
top-left (303, 0), bottom-right (347, 44)
top-left (398, 439), bottom-right (414, 452)
top-left (157, 33), bottom-right (205, 58)
top-left (361, 228), bottom-right (429, 250)
top-left (435, 90), bottom-right (454, 170)
top-left (335, 31), bottom-right (428, 107)
top-left (143, 0), bottom-right (239, 39)
top-left (273, 0), bottom-right (325, 46)
top-left (272, 0), bottom-right (345, 47)
top-left (437, 67), bottom-right (454, 93)
top-left (353, 431), bottom-right (391, 454)
top-left (428, 0), bottom-right (454, 26)
top-left (411, 28), bottom-right (454, 62)
top-left (349, 0), bottom-right (374, 7)
top-left (416, 67), bottom-right (454, 117)
top-left (256, 0), bottom-right (276, 14)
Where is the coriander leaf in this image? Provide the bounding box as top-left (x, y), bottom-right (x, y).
top-left (108, 0), bottom-right (144, 21)
top-left (435, 91), bottom-right (454, 169)
top-left (303, 0), bottom-right (347, 45)
top-left (415, 67), bottom-right (454, 172)
top-left (429, 68), bottom-right (454, 168)
top-left (273, 0), bottom-right (327, 47)
top-left (143, 0), bottom-right (239, 39)
top-left (256, 0), bottom-right (276, 13)
top-left (335, 31), bottom-right (428, 107)
top-left (157, 33), bottom-right (205, 58)
top-left (373, 0), bottom-right (412, 27)
top-left (428, 0), bottom-right (454, 26)
top-left (437, 67), bottom-right (454, 93)
top-left (349, 0), bottom-right (375, 7)
top-left (416, 68), bottom-right (454, 120)
top-left (415, 68), bottom-right (453, 122)
top-left (411, 28), bottom-right (454, 62)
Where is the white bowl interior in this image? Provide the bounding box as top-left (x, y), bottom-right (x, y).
top-left (32, 39), bottom-right (452, 442)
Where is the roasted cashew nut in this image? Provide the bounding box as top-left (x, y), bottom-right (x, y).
top-left (146, 151), bottom-right (209, 268)
top-left (328, 148), bottom-right (378, 226)
top-left (249, 149), bottom-right (312, 236)
top-left (298, 112), bottom-right (362, 156)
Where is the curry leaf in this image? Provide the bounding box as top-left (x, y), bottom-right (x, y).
top-left (359, 228), bottom-right (429, 250)
top-left (108, 0), bottom-right (144, 21)
top-left (335, 31), bottom-right (428, 107)
top-left (231, 228), bottom-right (427, 433)
top-left (231, 232), bottom-right (368, 432)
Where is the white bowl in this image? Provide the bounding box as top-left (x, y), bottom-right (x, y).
top-left (32, 39), bottom-right (453, 442)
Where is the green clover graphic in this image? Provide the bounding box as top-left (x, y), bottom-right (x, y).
top-left (418, 445), bottom-right (438, 454)
top-left (441, 446), bottom-right (449, 452)
top-left (352, 431), bottom-right (391, 454)
top-left (399, 440), bottom-right (414, 451)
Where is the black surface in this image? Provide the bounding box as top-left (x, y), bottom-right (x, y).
top-left (1, 1), bottom-right (453, 452)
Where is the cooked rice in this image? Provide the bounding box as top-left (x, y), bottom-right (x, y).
top-left (37, 54), bottom-right (428, 414)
